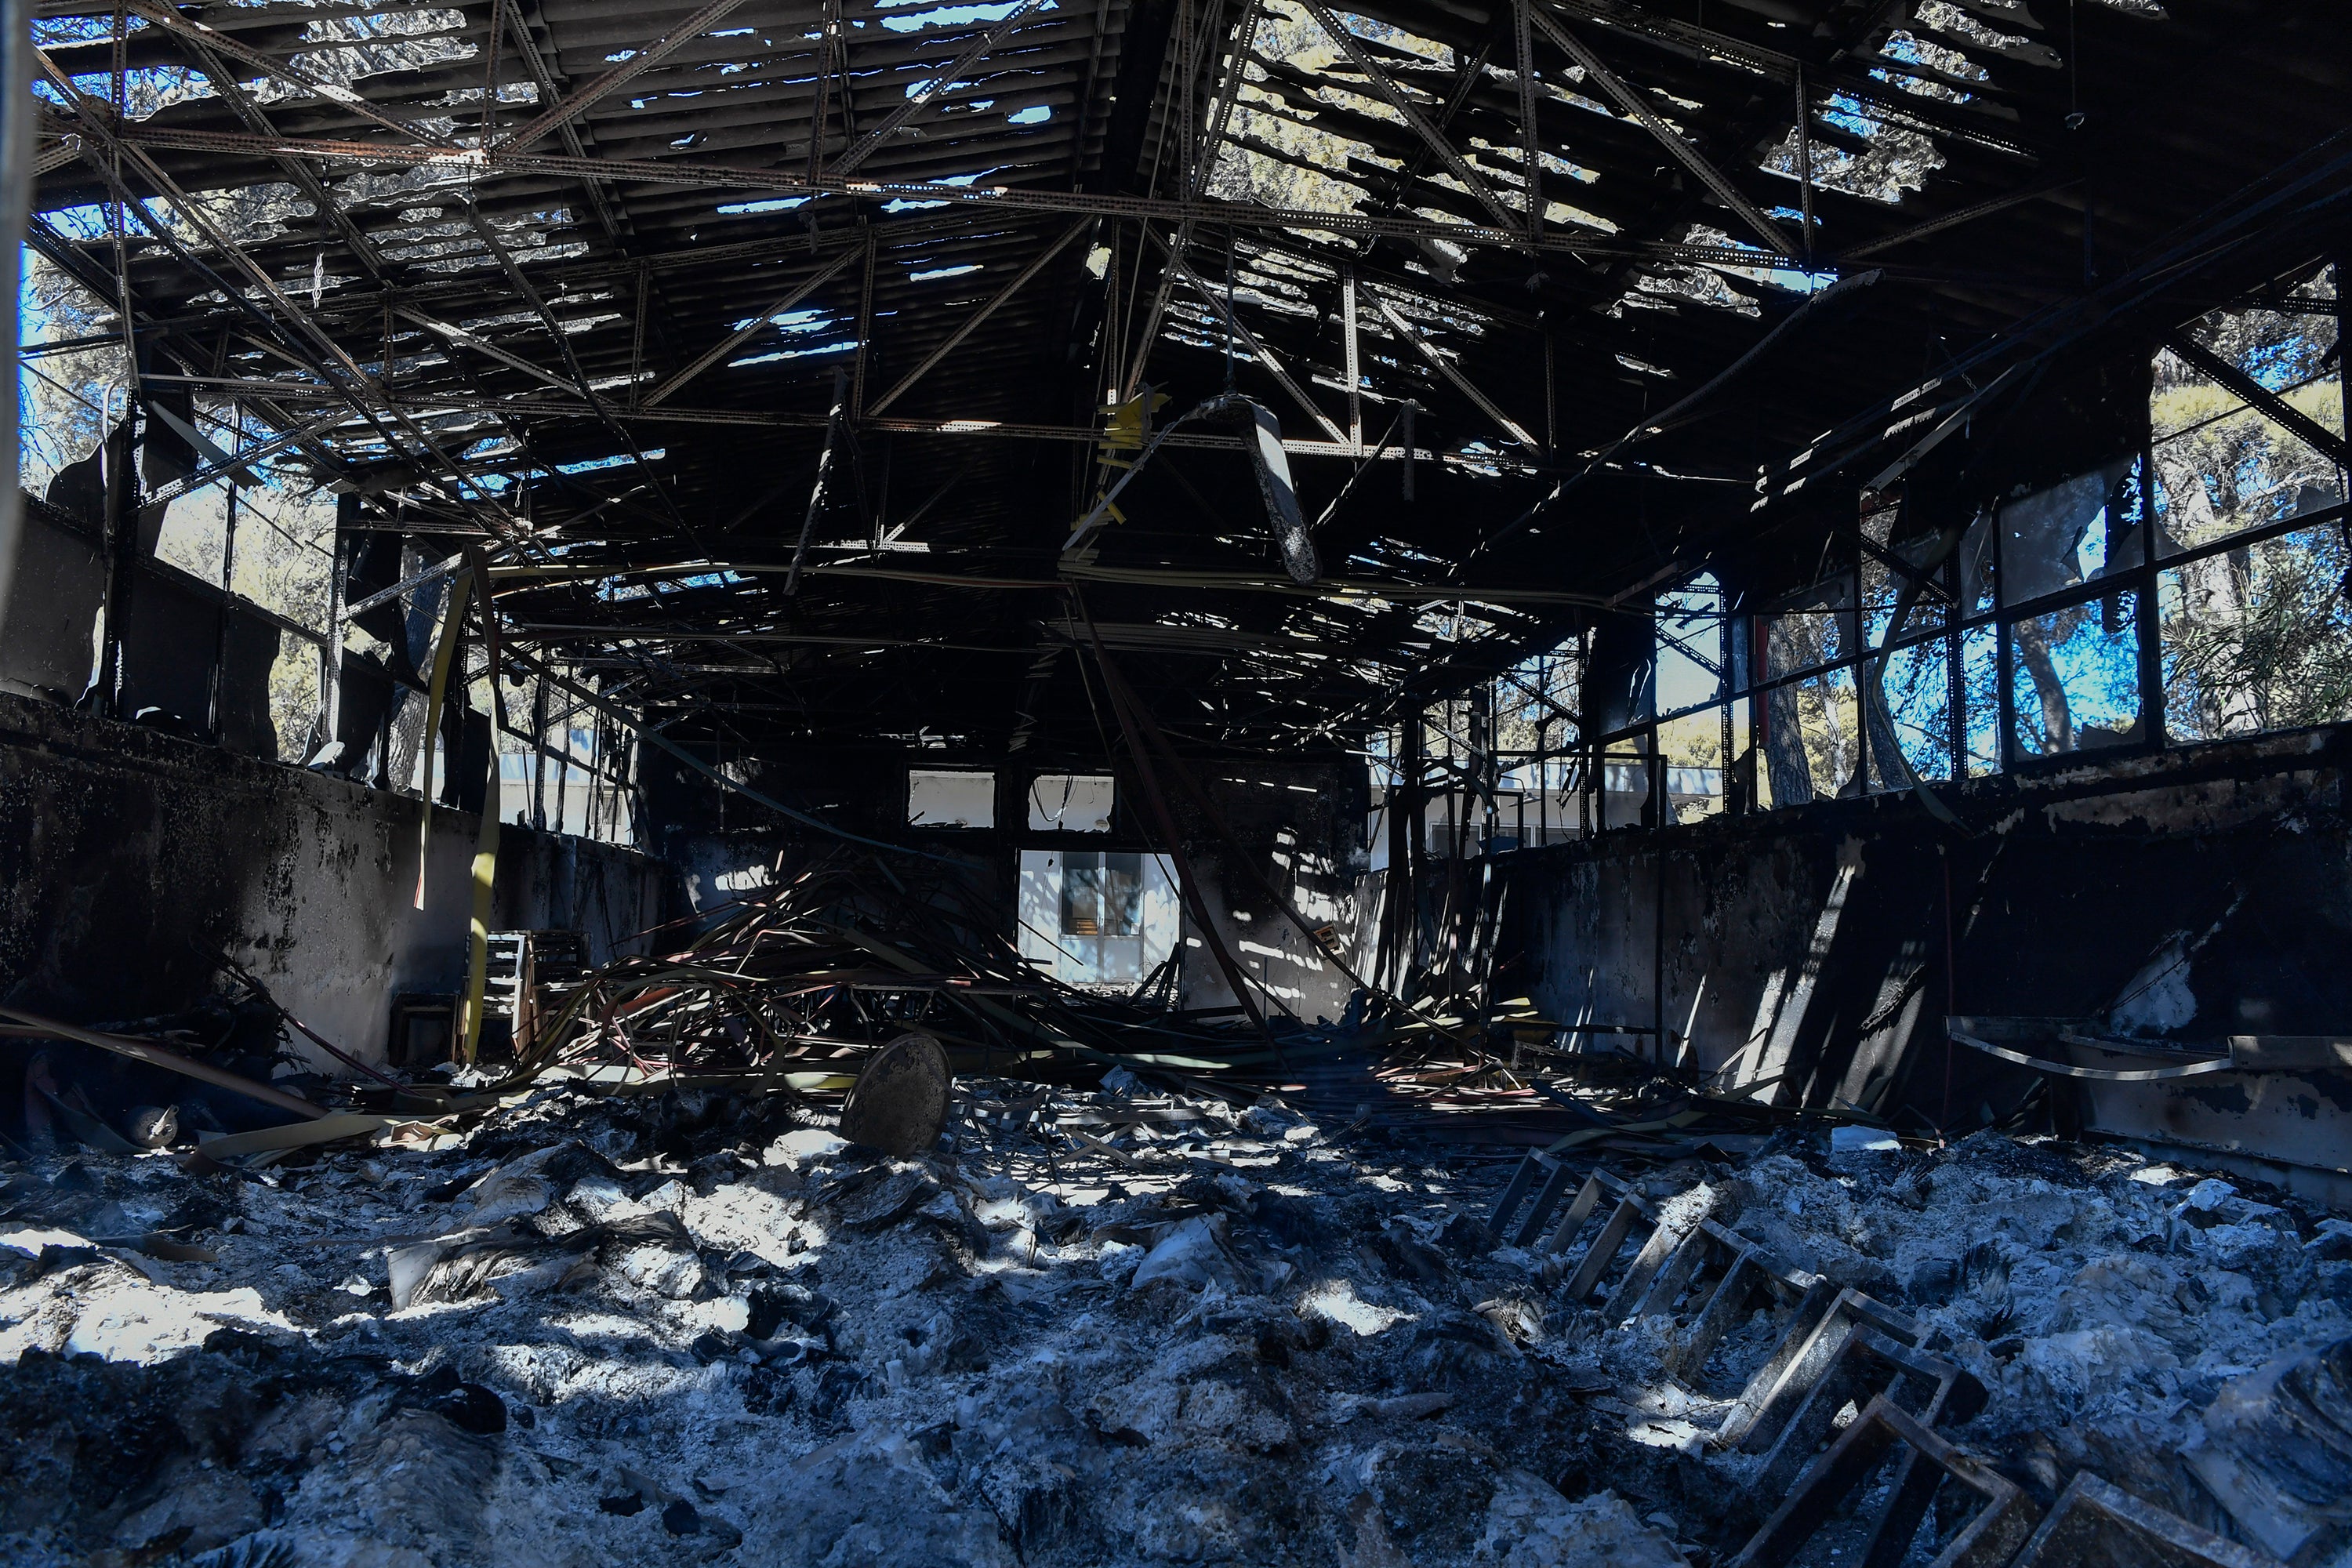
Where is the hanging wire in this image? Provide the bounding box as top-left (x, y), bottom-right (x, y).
top-left (1222, 230), bottom-right (1239, 393)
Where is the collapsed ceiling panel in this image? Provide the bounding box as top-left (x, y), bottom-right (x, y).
top-left (20, 0), bottom-right (2349, 765)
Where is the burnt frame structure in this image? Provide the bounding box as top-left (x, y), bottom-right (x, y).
top-left (15, 0), bottom-right (2352, 851)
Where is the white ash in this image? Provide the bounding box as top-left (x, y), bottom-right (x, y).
top-left (1559, 1128), bottom-right (2352, 1548)
top-left (0, 1080), bottom-right (1680, 1567)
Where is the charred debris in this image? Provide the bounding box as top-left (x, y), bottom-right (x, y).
top-left (5, 0), bottom-right (2352, 1561)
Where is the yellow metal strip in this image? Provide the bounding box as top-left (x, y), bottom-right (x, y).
top-left (411, 569), bottom-right (473, 910)
top-left (458, 812), bottom-right (501, 1063)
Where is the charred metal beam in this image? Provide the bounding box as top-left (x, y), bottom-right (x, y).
top-left (1842, 178), bottom-right (2076, 260)
top-left (1367, 289), bottom-right (1540, 449)
top-left (1294, 0), bottom-right (1522, 231)
top-left (1156, 238), bottom-right (1348, 444)
top-left (642, 242), bottom-right (863, 408)
top-left (866, 216), bottom-right (1094, 415)
top-left (2165, 332), bottom-right (2350, 470)
top-left (829, 0), bottom-right (1054, 176)
top-left (497, 0), bottom-right (757, 154)
top-left (1522, 5), bottom-right (1798, 259)
top-left (398, 308), bottom-right (590, 399)
top-left (785, 370), bottom-right (851, 596)
top-left (1515, 0), bottom-right (1542, 236)
top-left (91, 116), bottom-right (1837, 267)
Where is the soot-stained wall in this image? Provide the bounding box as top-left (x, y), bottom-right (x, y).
top-left (0, 690), bottom-right (677, 1067)
top-left (1500, 727), bottom-right (2352, 1197)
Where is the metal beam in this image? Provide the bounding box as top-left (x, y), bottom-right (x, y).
top-left (1842, 178), bottom-right (2074, 261)
top-left (93, 116), bottom-right (1836, 268)
top-left (1190, 0), bottom-right (1260, 198)
top-left (1523, 5), bottom-right (1798, 259)
top-left (1366, 289), bottom-right (1539, 449)
top-left (828, 0), bottom-right (1053, 176)
top-left (40, 58), bottom-right (516, 529)
top-left (1515, 0), bottom-right (1542, 236)
top-left (399, 308), bottom-right (588, 398)
top-left (642, 243), bottom-right (863, 407)
top-left (140, 401), bottom-right (323, 505)
top-left (493, 0), bottom-right (628, 239)
top-left (2166, 334), bottom-right (2351, 470)
top-left (1342, 266), bottom-right (1362, 451)
top-left (785, 371), bottom-right (851, 594)
top-left (1294, 0), bottom-right (1523, 231)
top-left (866, 216), bottom-right (1093, 415)
top-left (142, 379), bottom-right (1534, 467)
top-left (497, 0), bottom-right (756, 154)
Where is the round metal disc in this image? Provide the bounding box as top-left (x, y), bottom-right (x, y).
top-left (839, 1032), bottom-right (953, 1156)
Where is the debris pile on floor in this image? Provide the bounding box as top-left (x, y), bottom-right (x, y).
top-left (3, 1064), bottom-right (2348, 1566)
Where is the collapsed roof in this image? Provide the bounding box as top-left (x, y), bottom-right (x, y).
top-left (27, 0), bottom-right (2350, 761)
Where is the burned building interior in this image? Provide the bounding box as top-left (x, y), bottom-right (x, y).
top-left (2, 0), bottom-right (2350, 1560)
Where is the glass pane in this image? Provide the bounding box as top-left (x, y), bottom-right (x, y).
top-left (1961, 624), bottom-right (2000, 775)
top-left (1998, 460), bottom-right (2137, 606)
top-left (2161, 523), bottom-right (2352, 742)
top-left (1061, 851), bottom-right (1102, 935)
top-left (2151, 272), bottom-right (2344, 558)
top-left (2009, 592), bottom-right (2143, 759)
top-left (1864, 638), bottom-right (1953, 786)
top-left (1760, 667), bottom-right (1857, 806)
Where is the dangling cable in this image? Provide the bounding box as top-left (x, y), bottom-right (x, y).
top-left (1221, 229), bottom-right (1239, 393)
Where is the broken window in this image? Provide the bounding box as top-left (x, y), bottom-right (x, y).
top-left (1761, 576), bottom-right (1858, 806)
top-left (2009, 592), bottom-right (2143, 758)
top-left (1862, 495), bottom-right (1953, 644)
top-left (907, 768), bottom-right (995, 828)
top-left (1865, 639), bottom-right (1955, 786)
top-left (1860, 495), bottom-right (1964, 789)
top-left (1997, 459), bottom-right (2142, 608)
top-left (1027, 773), bottom-right (1115, 832)
top-left (2161, 520), bottom-right (2352, 742)
top-left (2151, 266), bottom-right (2343, 559)
top-left (1018, 849), bottom-right (1176, 985)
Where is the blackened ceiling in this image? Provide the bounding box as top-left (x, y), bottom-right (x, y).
top-left (27, 0), bottom-right (2352, 764)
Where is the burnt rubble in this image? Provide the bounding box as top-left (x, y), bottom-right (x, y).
top-left (4, 1074), bottom-right (2348, 1568)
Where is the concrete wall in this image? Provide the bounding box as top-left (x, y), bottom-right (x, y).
top-left (0, 690), bottom-right (677, 1069)
top-left (1497, 725), bottom-right (2352, 1198)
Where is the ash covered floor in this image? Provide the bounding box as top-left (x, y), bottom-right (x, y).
top-left (3, 1077), bottom-right (2350, 1568)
